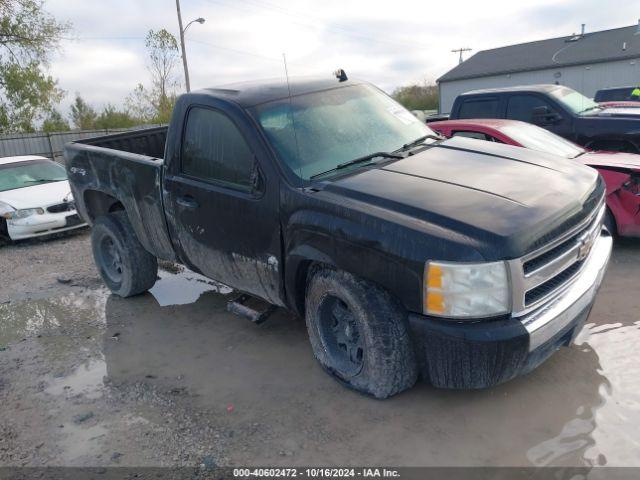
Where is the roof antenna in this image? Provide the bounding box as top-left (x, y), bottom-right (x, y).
top-left (334, 68), bottom-right (348, 82)
top-left (282, 53), bottom-right (302, 183)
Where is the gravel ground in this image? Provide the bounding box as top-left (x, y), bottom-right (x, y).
top-left (0, 230), bottom-right (639, 468)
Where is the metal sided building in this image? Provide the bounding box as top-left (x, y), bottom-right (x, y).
top-left (437, 24), bottom-right (640, 114)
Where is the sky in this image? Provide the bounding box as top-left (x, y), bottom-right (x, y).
top-left (47, 0), bottom-right (640, 112)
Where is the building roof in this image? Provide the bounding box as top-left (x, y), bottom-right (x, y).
top-left (194, 76), bottom-right (365, 107)
top-left (438, 24), bottom-right (640, 83)
top-left (459, 84), bottom-right (564, 96)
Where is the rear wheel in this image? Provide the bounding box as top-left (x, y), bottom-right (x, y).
top-left (91, 211), bottom-right (158, 297)
top-left (305, 268), bottom-right (417, 399)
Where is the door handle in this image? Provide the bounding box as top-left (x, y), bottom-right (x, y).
top-left (176, 195), bottom-right (199, 209)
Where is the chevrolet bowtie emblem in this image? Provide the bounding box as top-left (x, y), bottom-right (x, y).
top-left (576, 231), bottom-right (595, 261)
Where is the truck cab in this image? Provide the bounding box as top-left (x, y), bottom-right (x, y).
top-left (450, 84), bottom-right (640, 153)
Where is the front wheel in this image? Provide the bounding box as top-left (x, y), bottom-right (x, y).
top-left (91, 211), bottom-right (158, 297)
top-left (305, 268), bottom-right (417, 399)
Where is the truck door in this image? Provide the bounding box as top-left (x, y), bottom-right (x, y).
top-left (163, 105), bottom-right (284, 306)
top-left (505, 94), bottom-right (573, 140)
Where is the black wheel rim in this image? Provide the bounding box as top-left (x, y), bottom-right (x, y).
top-left (99, 235), bottom-right (123, 283)
top-left (317, 295), bottom-right (364, 376)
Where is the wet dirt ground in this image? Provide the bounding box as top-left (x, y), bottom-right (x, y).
top-left (0, 230), bottom-right (639, 467)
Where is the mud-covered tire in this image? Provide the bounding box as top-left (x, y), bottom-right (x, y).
top-left (91, 211), bottom-right (158, 297)
top-left (305, 268), bottom-right (418, 399)
top-left (604, 208), bottom-right (617, 236)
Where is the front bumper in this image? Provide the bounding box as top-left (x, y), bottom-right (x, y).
top-left (6, 211), bottom-right (87, 240)
top-left (408, 230), bottom-right (613, 389)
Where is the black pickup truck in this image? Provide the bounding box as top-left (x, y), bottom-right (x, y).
top-left (450, 84), bottom-right (640, 153)
top-left (65, 77), bottom-right (612, 398)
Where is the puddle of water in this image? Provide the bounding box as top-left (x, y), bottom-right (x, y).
top-left (46, 357), bottom-right (107, 400)
top-left (525, 320), bottom-right (640, 467)
top-left (0, 289), bottom-right (108, 346)
top-left (150, 267), bottom-right (232, 307)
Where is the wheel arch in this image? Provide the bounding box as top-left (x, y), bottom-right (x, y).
top-left (285, 245), bottom-right (336, 317)
top-left (83, 189), bottom-right (126, 222)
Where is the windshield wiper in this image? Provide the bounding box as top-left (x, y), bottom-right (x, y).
top-left (23, 178), bottom-right (65, 184)
top-left (579, 105), bottom-right (603, 114)
top-left (310, 152), bottom-right (402, 180)
top-left (396, 134), bottom-right (444, 152)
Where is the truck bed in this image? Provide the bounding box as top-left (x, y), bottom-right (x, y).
top-left (64, 126), bottom-right (176, 261)
top-left (78, 126), bottom-right (168, 159)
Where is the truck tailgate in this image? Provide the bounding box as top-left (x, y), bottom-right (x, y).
top-left (64, 138), bottom-right (175, 261)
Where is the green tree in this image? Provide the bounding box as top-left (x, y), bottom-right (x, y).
top-left (125, 83), bottom-right (155, 124)
top-left (69, 95), bottom-right (97, 129)
top-left (0, 0), bottom-right (71, 133)
top-left (94, 104), bottom-right (137, 129)
top-left (143, 28), bottom-right (179, 123)
top-left (146, 28), bottom-right (179, 101)
top-left (42, 108), bottom-right (69, 132)
top-left (123, 30), bottom-right (180, 125)
top-left (392, 82), bottom-right (439, 111)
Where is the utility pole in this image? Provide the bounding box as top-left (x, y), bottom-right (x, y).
top-left (451, 47), bottom-right (472, 64)
top-left (176, 0), bottom-right (190, 92)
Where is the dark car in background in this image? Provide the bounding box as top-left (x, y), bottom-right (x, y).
top-left (449, 84), bottom-right (640, 153)
top-left (594, 86), bottom-right (639, 103)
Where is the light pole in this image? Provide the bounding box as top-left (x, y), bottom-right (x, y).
top-left (176, 0), bottom-right (205, 92)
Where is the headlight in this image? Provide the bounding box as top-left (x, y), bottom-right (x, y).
top-left (424, 261), bottom-right (510, 319)
top-left (0, 201), bottom-right (14, 217)
top-left (2, 207), bottom-right (45, 220)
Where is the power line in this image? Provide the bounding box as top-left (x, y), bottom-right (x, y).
top-left (204, 0), bottom-right (432, 51)
top-left (62, 35), bottom-right (279, 63)
top-left (187, 39), bottom-right (281, 62)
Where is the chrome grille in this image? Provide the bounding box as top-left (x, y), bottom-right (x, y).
top-left (509, 200), bottom-right (606, 316)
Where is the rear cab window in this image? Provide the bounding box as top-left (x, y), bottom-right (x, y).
top-left (457, 97), bottom-right (500, 119)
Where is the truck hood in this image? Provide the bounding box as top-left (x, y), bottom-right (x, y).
top-left (0, 180), bottom-right (72, 209)
top-left (323, 136), bottom-right (602, 259)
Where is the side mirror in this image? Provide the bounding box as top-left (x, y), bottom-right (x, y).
top-left (532, 106), bottom-right (550, 116)
top-left (532, 106), bottom-right (562, 125)
top-left (250, 163), bottom-right (264, 195)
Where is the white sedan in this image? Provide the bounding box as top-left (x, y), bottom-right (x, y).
top-left (0, 155), bottom-right (87, 241)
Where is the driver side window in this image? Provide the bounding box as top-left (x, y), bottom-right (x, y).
top-left (181, 107), bottom-right (256, 192)
top-left (506, 95), bottom-right (555, 122)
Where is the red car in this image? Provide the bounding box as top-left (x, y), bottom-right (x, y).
top-left (430, 119), bottom-right (640, 238)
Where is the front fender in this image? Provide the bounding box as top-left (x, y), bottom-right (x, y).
top-left (283, 210), bottom-right (426, 316)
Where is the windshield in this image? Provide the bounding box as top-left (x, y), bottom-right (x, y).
top-left (0, 159), bottom-right (67, 192)
top-left (500, 123), bottom-right (585, 159)
top-left (549, 86), bottom-right (600, 115)
top-left (252, 84), bottom-right (434, 180)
